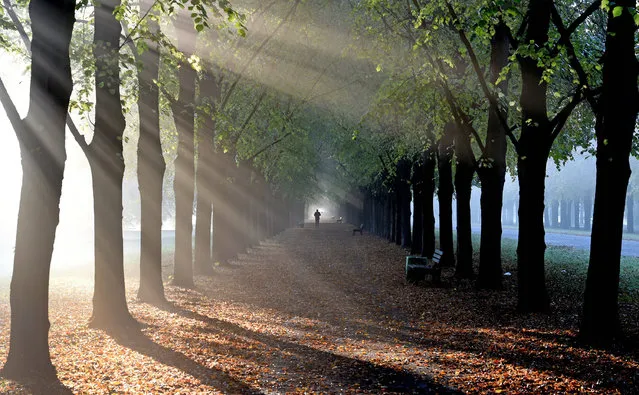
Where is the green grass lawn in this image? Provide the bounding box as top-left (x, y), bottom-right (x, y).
top-left (501, 223), bottom-right (639, 241)
top-left (445, 231), bottom-right (639, 301)
top-left (497, 235), bottom-right (639, 300)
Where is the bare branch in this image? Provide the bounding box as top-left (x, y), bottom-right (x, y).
top-left (0, 77), bottom-right (25, 137)
top-left (549, 90), bottom-right (584, 141)
top-left (550, 2), bottom-right (600, 112)
top-left (444, 1), bottom-right (516, 148)
top-left (3, 0), bottom-right (30, 51)
top-left (119, 0), bottom-right (159, 50)
top-left (230, 90), bottom-right (266, 146)
top-left (246, 130), bottom-right (293, 162)
top-left (566, 0), bottom-right (601, 36)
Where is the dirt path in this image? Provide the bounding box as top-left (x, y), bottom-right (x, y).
top-left (1, 223), bottom-right (637, 394)
top-left (188, 223), bottom-right (446, 393)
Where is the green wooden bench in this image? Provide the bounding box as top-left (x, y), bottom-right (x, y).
top-left (405, 249), bottom-right (443, 284)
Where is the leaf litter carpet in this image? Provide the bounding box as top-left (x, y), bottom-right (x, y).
top-left (0, 223), bottom-right (638, 393)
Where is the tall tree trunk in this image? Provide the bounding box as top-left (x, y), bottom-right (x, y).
top-left (581, 0), bottom-right (638, 345)
top-left (437, 124), bottom-right (455, 267)
top-left (384, 193), bottom-right (391, 240)
top-left (212, 153), bottom-right (234, 265)
top-left (517, 151), bottom-right (551, 312)
top-left (411, 160), bottom-right (423, 254)
top-left (398, 159), bottom-right (412, 249)
top-left (194, 154), bottom-right (213, 274)
top-left (137, 0), bottom-right (166, 303)
top-left (551, 200), bottom-right (559, 227)
top-left (516, 0), bottom-right (552, 313)
top-left (236, 161), bottom-right (253, 251)
top-left (573, 199), bottom-right (580, 229)
top-left (421, 148), bottom-right (436, 258)
top-left (2, 0), bottom-right (75, 379)
top-left (226, 163), bottom-right (244, 257)
top-left (389, 195), bottom-right (396, 242)
top-left (453, 123), bottom-right (475, 279)
top-left (477, 22), bottom-right (509, 289)
top-left (194, 71), bottom-right (220, 275)
top-left (393, 184), bottom-right (402, 245)
top-left (378, 195), bottom-right (383, 237)
top-left (561, 199), bottom-right (570, 229)
top-left (172, 15), bottom-right (197, 287)
top-left (88, 0), bottom-right (137, 329)
top-left (248, 168), bottom-right (260, 245)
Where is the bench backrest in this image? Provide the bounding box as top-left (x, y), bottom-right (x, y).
top-left (359, 224), bottom-right (364, 230)
top-left (432, 249), bottom-right (443, 264)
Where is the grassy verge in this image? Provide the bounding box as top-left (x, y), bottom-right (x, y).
top-left (494, 234), bottom-right (639, 301)
top-left (501, 224), bottom-right (639, 241)
top-left (446, 231), bottom-right (639, 302)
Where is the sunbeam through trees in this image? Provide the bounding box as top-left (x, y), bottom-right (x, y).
top-left (0, 0), bottom-right (637, 393)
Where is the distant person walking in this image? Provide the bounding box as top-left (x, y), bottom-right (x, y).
top-left (314, 209), bottom-right (321, 228)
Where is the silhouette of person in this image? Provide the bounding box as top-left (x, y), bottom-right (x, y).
top-left (314, 209), bottom-right (321, 228)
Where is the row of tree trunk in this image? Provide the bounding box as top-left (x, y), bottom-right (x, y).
top-left (348, 0), bottom-right (637, 348)
top-left (544, 197), bottom-right (593, 229)
top-left (1, 3), bottom-right (307, 378)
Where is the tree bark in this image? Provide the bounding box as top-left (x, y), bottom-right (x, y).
top-left (172, 15), bottom-right (197, 287)
top-left (453, 123), bottom-right (475, 279)
top-left (421, 148), bottom-right (436, 258)
top-left (88, 0), bottom-right (137, 329)
top-left (437, 124), bottom-right (455, 267)
top-left (393, 182), bottom-right (402, 245)
top-left (581, 0), bottom-right (638, 345)
top-left (561, 199), bottom-right (570, 229)
top-left (573, 199), bottom-right (580, 229)
top-left (389, 194), bottom-right (397, 243)
top-left (411, 160), bottom-right (423, 254)
top-left (226, 163), bottom-right (245, 257)
top-left (3, 0), bottom-right (75, 379)
top-left (551, 200), bottom-right (559, 228)
top-left (236, 161), bottom-right (253, 250)
top-left (517, 150), bottom-right (551, 312)
top-left (516, 0), bottom-right (552, 313)
top-left (476, 21), bottom-right (509, 288)
top-left (397, 159), bottom-right (412, 249)
top-left (194, 71), bottom-right (220, 275)
top-left (384, 193), bottom-right (391, 240)
top-left (212, 153), bottom-right (235, 265)
top-left (137, 0), bottom-right (166, 303)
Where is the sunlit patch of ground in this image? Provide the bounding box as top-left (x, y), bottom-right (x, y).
top-left (0, 223), bottom-right (638, 393)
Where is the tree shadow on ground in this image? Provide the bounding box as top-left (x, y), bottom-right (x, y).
top-left (330, 315), bottom-right (639, 392)
top-left (0, 373), bottom-right (73, 395)
top-left (202, 254), bottom-right (637, 392)
top-left (158, 302), bottom-right (461, 394)
top-left (108, 326), bottom-right (262, 394)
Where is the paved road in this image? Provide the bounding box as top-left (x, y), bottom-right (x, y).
top-left (472, 226), bottom-right (639, 257)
